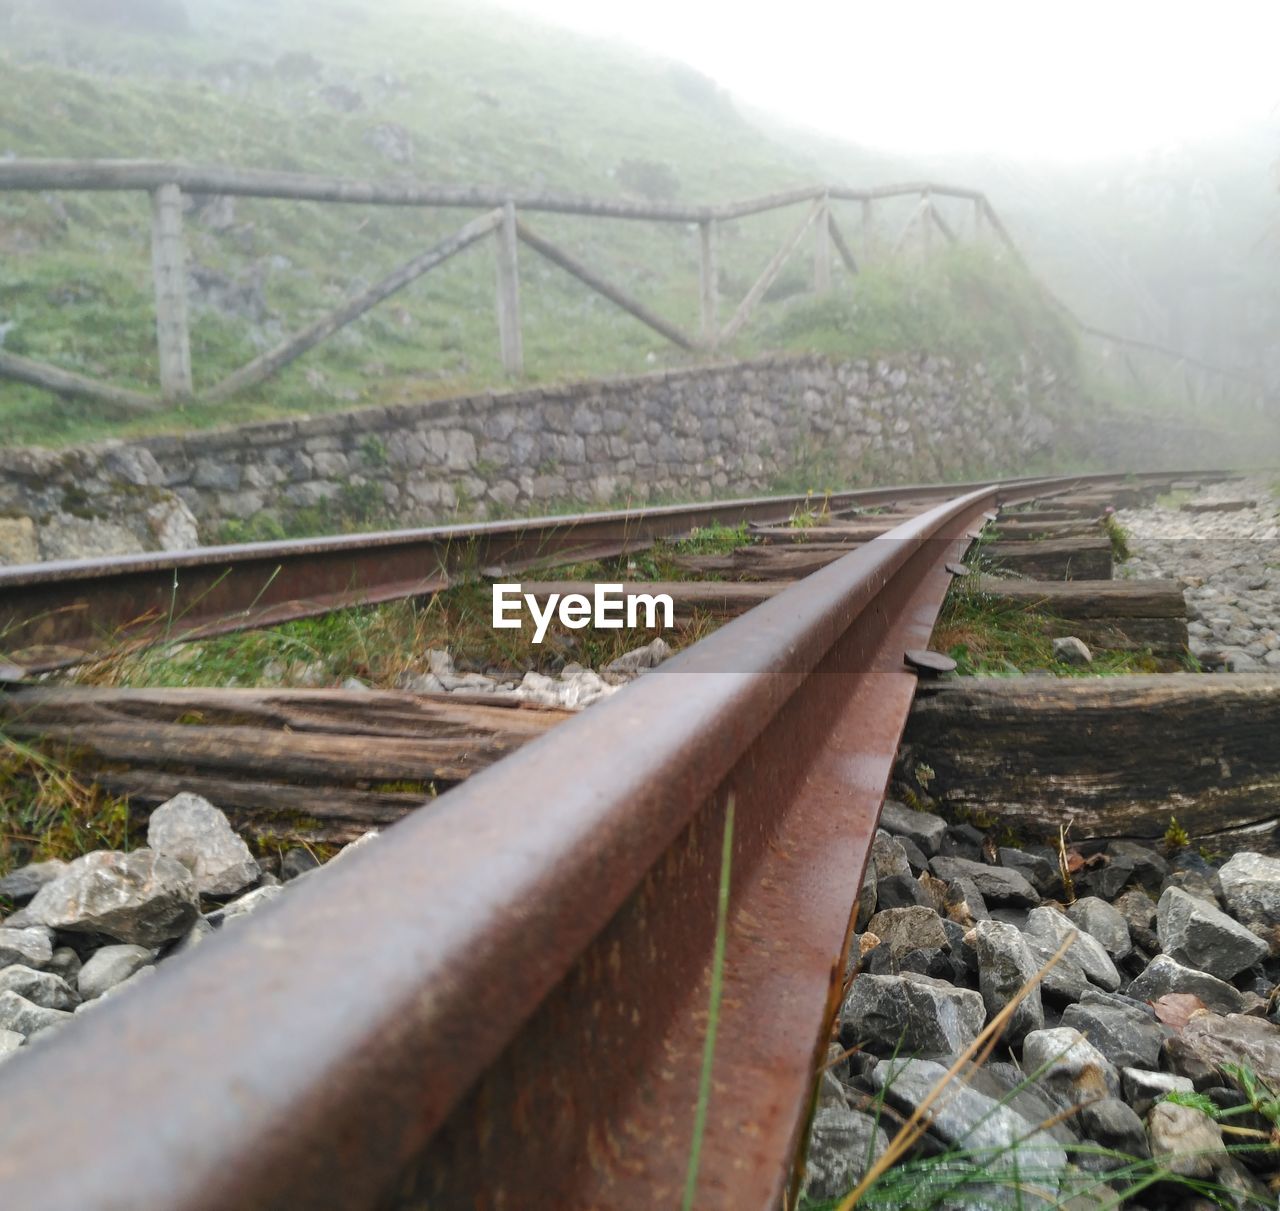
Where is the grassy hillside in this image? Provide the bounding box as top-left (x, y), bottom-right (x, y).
top-left (0, 0), bottom-right (1079, 448)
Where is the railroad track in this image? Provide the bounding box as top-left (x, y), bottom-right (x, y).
top-left (0, 469), bottom-right (1232, 1209)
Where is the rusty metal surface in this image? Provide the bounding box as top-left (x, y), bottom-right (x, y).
top-left (0, 471), bottom-right (1217, 673)
top-left (0, 473), bottom-right (1141, 1211)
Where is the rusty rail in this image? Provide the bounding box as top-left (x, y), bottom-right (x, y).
top-left (0, 470), bottom-right (1202, 1210)
top-left (0, 475), bottom-right (1123, 676)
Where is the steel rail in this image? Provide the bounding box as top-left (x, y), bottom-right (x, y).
top-left (0, 471), bottom-right (1221, 675)
top-left (0, 473), bottom-right (1178, 1210)
top-left (0, 479), bottom-right (1026, 673)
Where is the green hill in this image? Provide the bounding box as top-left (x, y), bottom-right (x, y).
top-left (0, 0), bottom-right (1107, 447)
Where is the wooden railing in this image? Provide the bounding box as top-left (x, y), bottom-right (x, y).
top-left (0, 158), bottom-right (1263, 413)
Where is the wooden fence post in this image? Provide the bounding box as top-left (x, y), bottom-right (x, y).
top-left (149, 182), bottom-right (192, 401)
top-left (813, 195), bottom-right (831, 294)
top-left (495, 201), bottom-right (524, 376)
top-left (698, 218), bottom-right (719, 348)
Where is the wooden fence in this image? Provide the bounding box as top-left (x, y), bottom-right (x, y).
top-left (0, 159), bottom-right (1263, 413)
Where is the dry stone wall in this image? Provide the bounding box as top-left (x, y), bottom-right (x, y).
top-left (2, 353), bottom-right (1078, 562)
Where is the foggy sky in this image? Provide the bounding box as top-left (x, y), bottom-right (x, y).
top-left (496, 0), bottom-right (1280, 159)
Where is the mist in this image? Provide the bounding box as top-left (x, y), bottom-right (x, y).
top-left (1, 0), bottom-right (1278, 435)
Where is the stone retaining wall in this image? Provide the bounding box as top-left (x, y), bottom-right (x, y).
top-left (2, 353), bottom-right (1078, 562)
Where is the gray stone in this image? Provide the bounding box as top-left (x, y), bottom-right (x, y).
top-left (1066, 897), bottom-right (1131, 960)
top-left (1113, 888), bottom-right (1159, 950)
top-left (841, 972), bottom-right (986, 1059)
top-left (1147, 1102), bottom-right (1226, 1178)
top-left (1022, 906), bottom-right (1121, 992)
top-left (0, 964), bottom-right (79, 1011)
top-left (46, 946), bottom-right (81, 985)
top-left (0, 515), bottom-right (37, 565)
top-left (168, 917), bottom-right (214, 957)
top-left (1157, 885), bottom-right (1267, 980)
top-left (871, 1058), bottom-right (1066, 1201)
top-left (877, 800), bottom-right (947, 856)
top-left (74, 964), bottom-right (157, 1013)
top-left (1023, 935), bottom-right (1093, 1005)
top-left (0, 1028), bottom-right (21, 1061)
top-left (943, 875), bottom-right (989, 925)
top-left (1106, 841), bottom-right (1168, 891)
top-left (0, 990), bottom-right (73, 1038)
top-left (280, 847), bottom-right (320, 881)
top-left (873, 873), bottom-right (930, 911)
top-left (1125, 954), bottom-right (1245, 1014)
top-left (1060, 997), bottom-right (1163, 1069)
top-left (865, 906), bottom-right (947, 958)
top-left (0, 926), bottom-right (52, 969)
top-left (970, 1063), bottom-right (1080, 1145)
top-left (998, 847), bottom-right (1058, 895)
top-left (1180, 1012), bottom-right (1280, 1087)
top-left (77, 944), bottom-right (154, 1000)
top-left (855, 862), bottom-right (877, 932)
top-left (1161, 1035), bottom-right (1220, 1090)
top-left (800, 1106), bottom-right (888, 1202)
top-left (1217, 852), bottom-right (1280, 948)
top-left (206, 882), bottom-right (284, 928)
top-left (0, 859), bottom-right (68, 904)
top-left (1120, 1067), bottom-right (1193, 1117)
top-left (1052, 636), bottom-right (1093, 665)
top-left (146, 792), bottom-right (260, 897)
top-left (24, 850), bottom-right (199, 947)
top-left (971, 919), bottom-right (1044, 1043)
top-left (1022, 1027), bottom-right (1121, 1107)
top-left (870, 830), bottom-right (912, 880)
top-left (930, 855), bottom-right (1039, 906)
top-left (1077, 1097), bottom-right (1149, 1159)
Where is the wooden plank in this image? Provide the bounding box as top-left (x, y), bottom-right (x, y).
top-left (672, 546), bottom-right (846, 580)
top-left (901, 675), bottom-right (1280, 840)
top-left (812, 197), bottom-right (831, 293)
top-left (5, 720), bottom-right (525, 783)
top-left (928, 201), bottom-right (958, 245)
top-left (1000, 508), bottom-right (1105, 523)
top-left (0, 349), bottom-right (161, 415)
top-left (0, 159), bottom-right (715, 223)
top-left (95, 769), bottom-right (420, 829)
top-left (698, 219), bottom-right (719, 347)
top-left (749, 521), bottom-right (907, 544)
top-left (149, 183), bottom-right (193, 401)
top-left (827, 213), bottom-right (859, 275)
top-left (1057, 615), bottom-right (1188, 659)
top-left (516, 219), bottom-right (696, 351)
top-left (986, 537), bottom-right (1113, 580)
top-left (495, 201), bottom-right (524, 375)
top-left (206, 209), bottom-right (504, 402)
top-left (976, 577), bottom-right (1185, 619)
top-left (1, 686), bottom-right (571, 739)
top-left (711, 185), bottom-right (825, 221)
top-left (721, 200), bottom-right (822, 342)
top-left (991, 519), bottom-right (1102, 541)
top-left (891, 198), bottom-right (929, 256)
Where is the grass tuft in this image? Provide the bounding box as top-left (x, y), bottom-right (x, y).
top-left (0, 731), bottom-right (134, 877)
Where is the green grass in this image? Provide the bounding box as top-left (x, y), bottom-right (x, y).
top-left (932, 579), bottom-right (1159, 678)
top-left (0, 0), bottom-right (1087, 450)
top-left (0, 731), bottom-right (135, 879)
top-left (762, 245), bottom-right (1081, 388)
top-left (1102, 514), bottom-right (1131, 562)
